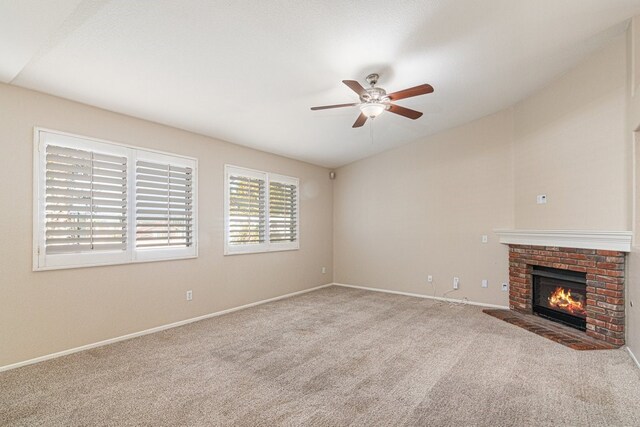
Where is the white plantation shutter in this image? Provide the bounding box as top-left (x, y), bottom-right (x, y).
top-left (224, 166), bottom-right (299, 254)
top-left (35, 129), bottom-right (198, 270)
top-left (135, 160), bottom-right (194, 248)
top-left (269, 180), bottom-right (297, 243)
top-left (227, 172), bottom-right (266, 246)
top-left (44, 144), bottom-right (127, 254)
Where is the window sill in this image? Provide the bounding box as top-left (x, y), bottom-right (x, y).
top-left (34, 253), bottom-right (198, 272)
top-left (224, 244), bottom-right (299, 256)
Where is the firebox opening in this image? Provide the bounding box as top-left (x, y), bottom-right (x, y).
top-left (532, 266), bottom-right (587, 331)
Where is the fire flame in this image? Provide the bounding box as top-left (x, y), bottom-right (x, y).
top-left (548, 287), bottom-right (586, 316)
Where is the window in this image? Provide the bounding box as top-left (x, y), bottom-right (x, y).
top-left (269, 180), bottom-right (297, 244)
top-left (134, 155), bottom-right (194, 260)
top-left (224, 165), bottom-right (299, 255)
top-left (34, 128), bottom-right (197, 270)
top-left (226, 170), bottom-right (266, 247)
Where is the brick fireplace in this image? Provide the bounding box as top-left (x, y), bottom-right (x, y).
top-left (508, 245), bottom-right (625, 346)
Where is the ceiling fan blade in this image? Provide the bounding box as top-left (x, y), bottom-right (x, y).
top-left (387, 84), bottom-right (434, 101)
top-left (342, 80), bottom-right (367, 97)
top-left (310, 103), bottom-right (358, 111)
top-left (388, 104), bottom-right (423, 120)
top-left (352, 113), bottom-right (368, 128)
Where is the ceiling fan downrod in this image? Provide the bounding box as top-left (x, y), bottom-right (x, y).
top-left (366, 73), bottom-right (379, 87)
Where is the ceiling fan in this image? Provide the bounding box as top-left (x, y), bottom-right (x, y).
top-left (310, 73), bottom-right (434, 128)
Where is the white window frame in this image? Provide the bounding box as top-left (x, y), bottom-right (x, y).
top-left (33, 127), bottom-right (198, 271)
top-left (224, 165), bottom-right (299, 255)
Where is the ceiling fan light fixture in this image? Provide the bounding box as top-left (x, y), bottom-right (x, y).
top-left (359, 102), bottom-right (386, 118)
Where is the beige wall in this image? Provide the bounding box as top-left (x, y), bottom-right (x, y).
top-left (334, 110), bottom-right (514, 306)
top-left (628, 249), bottom-right (640, 363)
top-left (0, 83), bottom-right (333, 367)
top-left (334, 35), bottom-right (631, 311)
top-left (628, 132), bottom-right (638, 360)
top-left (626, 17), bottom-right (640, 365)
top-left (631, 135), bottom-right (639, 360)
top-left (513, 35), bottom-right (629, 230)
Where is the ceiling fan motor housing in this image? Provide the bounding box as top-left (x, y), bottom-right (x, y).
top-left (361, 74), bottom-right (389, 107)
top-left (361, 87), bottom-right (387, 100)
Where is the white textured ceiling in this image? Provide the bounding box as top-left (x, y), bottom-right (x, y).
top-left (3, 0), bottom-right (640, 167)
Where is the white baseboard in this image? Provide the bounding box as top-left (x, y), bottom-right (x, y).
top-left (628, 346), bottom-right (640, 370)
top-left (0, 283), bottom-right (333, 373)
top-left (332, 283), bottom-right (509, 310)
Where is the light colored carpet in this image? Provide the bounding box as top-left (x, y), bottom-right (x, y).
top-left (1, 286), bottom-right (639, 426)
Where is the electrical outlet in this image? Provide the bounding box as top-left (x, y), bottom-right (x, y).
top-left (481, 235), bottom-right (488, 243)
top-left (482, 279), bottom-right (488, 288)
top-left (453, 277), bottom-right (459, 290)
top-left (427, 275), bottom-right (433, 283)
top-left (321, 266), bottom-right (326, 274)
top-left (186, 290), bottom-right (193, 301)
top-left (501, 283), bottom-right (508, 292)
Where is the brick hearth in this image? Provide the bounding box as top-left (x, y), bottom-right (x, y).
top-left (508, 245), bottom-right (625, 346)
top-left (483, 309), bottom-right (616, 350)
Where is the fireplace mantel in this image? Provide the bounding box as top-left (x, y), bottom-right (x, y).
top-left (494, 229), bottom-right (633, 252)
